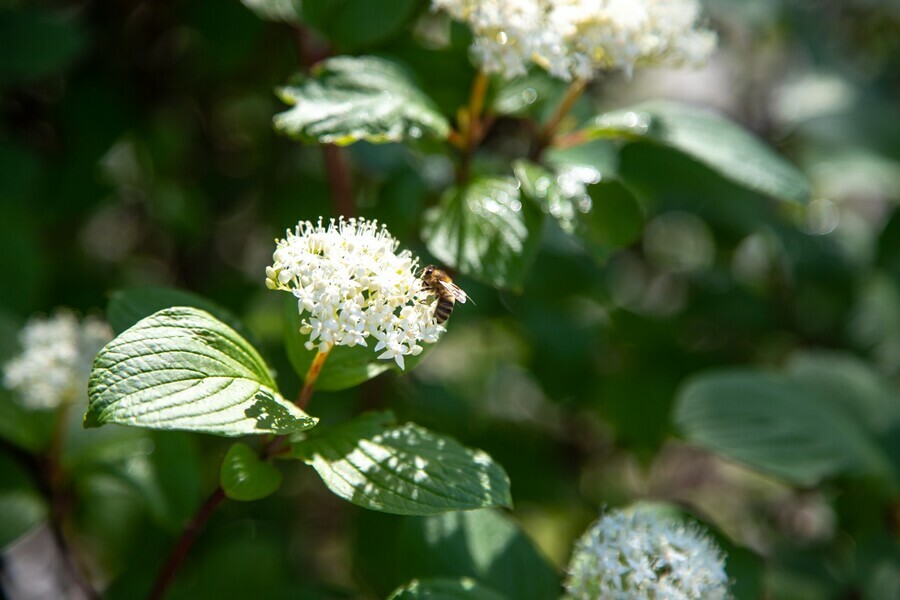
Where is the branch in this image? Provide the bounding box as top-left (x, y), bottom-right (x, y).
top-left (147, 488), bottom-right (227, 600)
top-left (291, 24), bottom-right (354, 217)
top-left (530, 78), bottom-right (587, 160)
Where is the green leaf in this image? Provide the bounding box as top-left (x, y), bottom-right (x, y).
top-left (85, 307), bottom-right (318, 437)
top-left (786, 351), bottom-right (900, 435)
top-left (422, 177), bottom-right (544, 290)
top-left (0, 452), bottom-right (47, 549)
top-left (274, 56), bottom-right (450, 146)
top-left (220, 442), bottom-right (283, 501)
top-left (0, 9), bottom-right (86, 84)
top-left (239, 0), bottom-right (302, 22)
top-left (388, 578), bottom-right (507, 600)
top-left (282, 296), bottom-right (432, 392)
top-left (492, 71), bottom-right (566, 118)
top-left (513, 160), bottom-right (641, 262)
top-left (674, 370), bottom-right (897, 486)
top-left (106, 286), bottom-right (256, 343)
top-left (543, 139), bottom-right (620, 178)
top-left (322, 0), bottom-right (421, 51)
top-left (355, 509), bottom-right (559, 600)
top-left (292, 411), bottom-right (512, 515)
top-left (586, 100), bottom-right (811, 203)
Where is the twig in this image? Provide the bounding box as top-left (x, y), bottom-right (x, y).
top-left (147, 488), bottom-right (227, 600)
top-left (457, 70), bottom-right (491, 183)
top-left (321, 145), bottom-right (354, 217)
top-left (44, 402), bottom-right (99, 600)
top-left (530, 78), bottom-right (587, 160)
top-left (291, 25), bottom-right (354, 217)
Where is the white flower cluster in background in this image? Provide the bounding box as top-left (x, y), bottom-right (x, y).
top-left (266, 217), bottom-right (444, 370)
top-left (432, 0), bottom-right (716, 81)
top-left (3, 312), bottom-right (112, 410)
top-left (565, 506), bottom-right (730, 599)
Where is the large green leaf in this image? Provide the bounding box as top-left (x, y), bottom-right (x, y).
top-left (586, 101), bottom-right (810, 203)
top-left (85, 307), bottom-right (317, 437)
top-left (282, 296), bottom-right (432, 392)
top-left (786, 351), bottom-right (900, 435)
top-left (0, 9), bottom-right (86, 84)
top-left (292, 411), bottom-right (512, 515)
top-left (355, 508), bottom-right (560, 600)
top-left (220, 442), bottom-right (283, 501)
top-left (674, 370), bottom-right (897, 486)
top-left (514, 160), bottom-right (641, 262)
top-left (421, 177), bottom-right (544, 290)
top-left (0, 452), bottom-right (47, 549)
top-left (388, 578), bottom-right (507, 600)
top-left (274, 56), bottom-right (450, 146)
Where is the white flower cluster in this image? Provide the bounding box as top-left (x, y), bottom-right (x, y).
top-left (266, 217), bottom-right (444, 370)
top-left (565, 506), bottom-right (730, 599)
top-left (3, 311), bottom-right (112, 410)
top-left (432, 0), bottom-right (716, 81)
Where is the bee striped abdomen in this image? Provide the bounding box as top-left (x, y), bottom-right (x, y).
top-left (434, 297), bottom-right (455, 323)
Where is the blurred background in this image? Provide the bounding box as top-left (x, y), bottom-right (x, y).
top-left (1, 0), bottom-right (900, 598)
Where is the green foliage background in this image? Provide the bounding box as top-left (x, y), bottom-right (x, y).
top-left (2, 0), bottom-right (900, 598)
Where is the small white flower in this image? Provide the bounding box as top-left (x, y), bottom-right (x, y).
top-left (266, 217), bottom-right (444, 369)
top-left (565, 506), bottom-right (731, 599)
top-left (432, 0), bottom-right (716, 81)
top-left (3, 311), bottom-right (113, 410)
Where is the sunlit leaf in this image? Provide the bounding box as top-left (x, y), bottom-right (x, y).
top-left (514, 160), bottom-right (641, 262)
top-left (85, 307), bottom-right (318, 437)
top-left (220, 442), bottom-right (283, 501)
top-left (544, 139), bottom-right (620, 178)
top-left (274, 56), bottom-right (450, 146)
top-left (586, 101), bottom-right (811, 203)
top-left (422, 177), bottom-right (544, 290)
top-left (492, 71), bottom-right (565, 118)
top-left (388, 578), bottom-right (507, 600)
top-left (292, 411), bottom-right (512, 515)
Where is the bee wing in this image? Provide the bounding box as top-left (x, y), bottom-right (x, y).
top-left (439, 279), bottom-right (470, 304)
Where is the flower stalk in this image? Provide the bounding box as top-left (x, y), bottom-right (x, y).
top-left (297, 346), bottom-right (332, 410)
top-left (457, 70), bottom-right (491, 182)
top-left (532, 78), bottom-right (587, 160)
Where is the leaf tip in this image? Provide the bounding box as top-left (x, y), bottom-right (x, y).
top-left (82, 409), bottom-right (102, 429)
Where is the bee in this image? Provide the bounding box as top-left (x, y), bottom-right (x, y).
top-left (421, 265), bottom-right (471, 324)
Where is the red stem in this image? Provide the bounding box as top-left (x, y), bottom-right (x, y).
top-left (147, 488), bottom-right (227, 600)
top-left (291, 25), bottom-right (354, 217)
top-left (321, 144), bottom-right (354, 217)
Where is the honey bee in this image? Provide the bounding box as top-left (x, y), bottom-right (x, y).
top-left (421, 265), bottom-right (470, 324)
